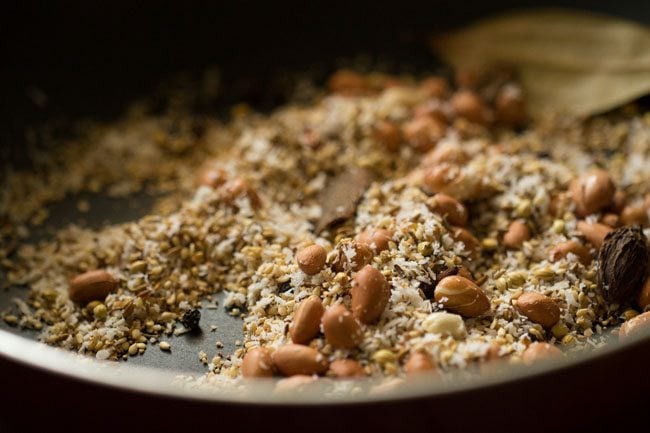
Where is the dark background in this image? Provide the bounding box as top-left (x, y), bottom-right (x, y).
top-left (2, 1), bottom-right (650, 154)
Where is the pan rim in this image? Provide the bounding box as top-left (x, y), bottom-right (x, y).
top-left (1, 326), bottom-right (647, 405)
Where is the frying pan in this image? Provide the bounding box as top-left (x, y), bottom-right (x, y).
top-left (2, 2), bottom-right (650, 432)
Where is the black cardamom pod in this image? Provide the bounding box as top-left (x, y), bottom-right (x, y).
top-left (598, 226), bottom-right (649, 304)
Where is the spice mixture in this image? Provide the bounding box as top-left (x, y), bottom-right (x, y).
top-left (1, 67), bottom-right (650, 387)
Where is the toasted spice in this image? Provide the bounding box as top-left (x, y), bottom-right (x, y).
top-left (2, 60), bottom-right (649, 388)
top-left (315, 168), bottom-right (372, 234)
top-left (598, 226), bottom-right (650, 304)
top-left (181, 309), bottom-right (201, 331)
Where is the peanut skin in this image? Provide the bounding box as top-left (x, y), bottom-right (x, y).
top-left (289, 296), bottom-right (325, 344)
top-left (272, 344), bottom-right (329, 376)
top-left (515, 292), bottom-right (561, 328)
top-left (434, 275), bottom-right (490, 318)
top-left (352, 265), bottom-right (391, 324)
top-left (69, 270), bottom-right (117, 304)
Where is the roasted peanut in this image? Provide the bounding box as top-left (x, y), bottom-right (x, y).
top-left (422, 144), bottom-right (469, 167)
top-left (420, 76), bottom-right (449, 99)
top-left (424, 163), bottom-right (463, 195)
top-left (549, 240), bottom-right (591, 265)
top-left (503, 220), bottom-right (530, 249)
top-left (450, 89), bottom-right (490, 125)
top-left (521, 342), bottom-right (562, 364)
top-left (494, 83), bottom-right (526, 127)
top-left (577, 221), bottom-right (613, 249)
top-left (328, 359), bottom-right (365, 378)
top-left (374, 121), bottom-right (402, 153)
top-left (69, 270), bottom-right (118, 304)
top-left (413, 100), bottom-right (448, 123)
top-left (352, 265), bottom-right (391, 324)
top-left (570, 169), bottom-right (616, 216)
top-left (241, 347), bottom-right (274, 378)
top-left (331, 240), bottom-right (373, 273)
top-left (221, 178), bottom-right (261, 208)
top-left (423, 163), bottom-right (487, 201)
top-left (272, 344), bottom-right (329, 376)
top-left (485, 343), bottom-right (503, 362)
top-left (322, 304), bottom-right (363, 349)
top-left (434, 275), bottom-right (490, 318)
top-left (450, 226), bottom-right (480, 255)
top-left (296, 244), bottom-right (327, 275)
top-left (328, 69), bottom-right (366, 96)
top-left (355, 228), bottom-right (393, 253)
top-left (515, 292), bottom-right (561, 328)
top-left (402, 116), bottom-right (447, 153)
top-left (404, 352), bottom-right (436, 375)
top-left (373, 74), bottom-right (402, 90)
top-left (429, 193), bottom-right (468, 227)
top-left (620, 205), bottom-right (649, 227)
top-left (612, 189), bottom-right (627, 213)
top-left (601, 213), bottom-right (620, 228)
top-left (619, 311), bottom-right (650, 340)
top-left (289, 296), bottom-right (325, 344)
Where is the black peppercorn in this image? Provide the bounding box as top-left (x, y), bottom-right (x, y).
top-left (278, 281), bottom-right (292, 293)
top-left (181, 308), bottom-right (201, 331)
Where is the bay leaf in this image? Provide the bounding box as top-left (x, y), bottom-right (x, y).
top-left (431, 8), bottom-right (650, 118)
top-left (315, 167), bottom-right (371, 234)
